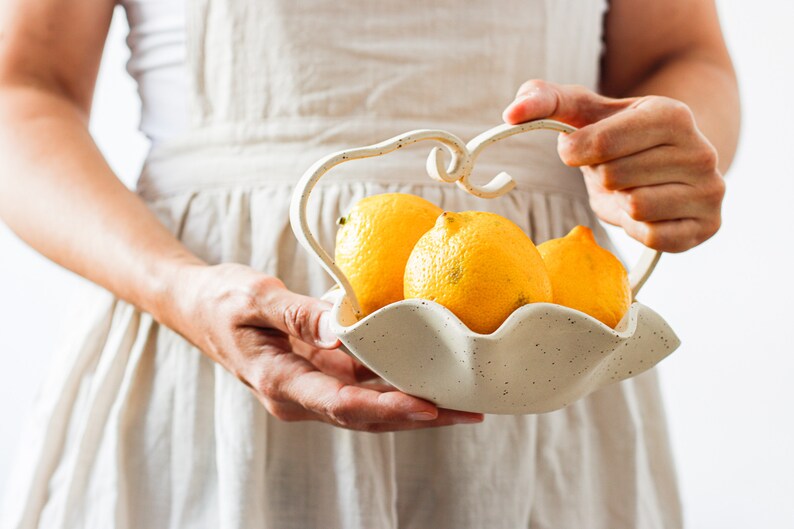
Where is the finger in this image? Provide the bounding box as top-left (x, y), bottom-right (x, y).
top-left (356, 380), bottom-right (398, 392)
top-left (291, 337), bottom-right (380, 384)
top-left (584, 189), bottom-right (623, 227)
top-left (263, 394), bottom-right (484, 432)
top-left (618, 211), bottom-right (721, 253)
top-left (262, 396), bottom-right (318, 422)
top-left (557, 97), bottom-right (696, 166)
top-left (502, 79), bottom-right (633, 127)
top-left (579, 166), bottom-right (626, 226)
top-left (362, 410), bottom-right (485, 433)
top-left (615, 183), bottom-right (711, 223)
top-left (289, 372), bottom-right (442, 425)
top-left (268, 351), bottom-right (483, 424)
top-left (252, 282), bottom-right (341, 349)
top-left (584, 185), bottom-right (723, 251)
top-left (584, 145), bottom-right (696, 191)
top-left (261, 351), bottom-right (442, 425)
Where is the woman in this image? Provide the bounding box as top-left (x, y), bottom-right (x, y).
top-left (0, 0), bottom-right (738, 527)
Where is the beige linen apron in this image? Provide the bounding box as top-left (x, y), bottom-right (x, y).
top-left (2, 1), bottom-right (683, 528)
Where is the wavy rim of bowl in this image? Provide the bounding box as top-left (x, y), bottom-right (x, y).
top-left (326, 288), bottom-right (642, 341)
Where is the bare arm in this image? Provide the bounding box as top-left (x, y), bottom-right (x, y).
top-left (504, 0), bottom-right (739, 252)
top-left (601, 0), bottom-right (739, 173)
top-left (0, 0), bottom-right (200, 321)
top-left (0, 0), bottom-right (480, 430)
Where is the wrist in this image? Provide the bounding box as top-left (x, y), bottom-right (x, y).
top-left (141, 253), bottom-right (208, 335)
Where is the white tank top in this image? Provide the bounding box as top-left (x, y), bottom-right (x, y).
top-left (121, 0), bottom-right (188, 144)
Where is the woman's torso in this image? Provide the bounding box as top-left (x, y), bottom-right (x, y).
top-left (1, 2), bottom-right (685, 529)
top-left (124, 0), bottom-right (610, 202)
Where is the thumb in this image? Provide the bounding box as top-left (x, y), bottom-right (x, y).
top-left (259, 286), bottom-right (341, 349)
top-left (502, 80), bottom-right (632, 128)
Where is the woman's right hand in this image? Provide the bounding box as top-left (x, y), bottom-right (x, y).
top-left (167, 263), bottom-right (484, 432)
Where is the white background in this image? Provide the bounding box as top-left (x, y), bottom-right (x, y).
top-left (1, 2), bottom-right (793, 527)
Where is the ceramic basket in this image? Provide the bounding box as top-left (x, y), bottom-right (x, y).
top-left (289, 120), bottom-right (680, 414)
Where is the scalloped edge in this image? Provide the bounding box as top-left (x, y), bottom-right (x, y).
top-left (323, 289), bottom-right (679, 414)
top-left (326, 289), bottom-right (641, 341)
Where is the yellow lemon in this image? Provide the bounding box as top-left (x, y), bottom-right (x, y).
top-left (335, 193), bottom-right (442, 317)
top-left (404, 211), bottom-right (553, 334)
top-left (537, 226), bottom-right (631, 328)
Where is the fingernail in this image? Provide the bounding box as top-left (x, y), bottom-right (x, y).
top-left (454, 415), bottom-right (485, 424)
top-left (514, 88), bottom-right (540, 105)
top-left (408, 411), bottom-right (437, 421)
top-left (317, 311), bottom-right (339, 347)
top-left (504, 93), bottom-right (537, 123)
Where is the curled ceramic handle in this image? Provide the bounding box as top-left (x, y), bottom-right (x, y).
top-left (289, 120), bottom-right (661, 318)
top-left (289, 130), bottom-right (470, 317)
top-left (628, 248), bottom-right (662, 299)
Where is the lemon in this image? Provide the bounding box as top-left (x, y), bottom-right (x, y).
top-left (334, 193), bottom-right (442, 317)
top-left (404, 211), bottom-right (552, 334)
top-left (537, 226), bottom-right (631, 328)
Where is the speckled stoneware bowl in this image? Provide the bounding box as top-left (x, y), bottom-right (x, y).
top-left (290, 120), bottom-right (680, 414)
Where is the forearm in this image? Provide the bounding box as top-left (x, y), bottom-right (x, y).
top-left (609, 53), bottom-right (740, 174)
top-left (0, 84), bottom-right (204, 325)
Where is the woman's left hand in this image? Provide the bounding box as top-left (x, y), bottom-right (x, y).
top-left (503, 80), bottom-right (726, 253)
